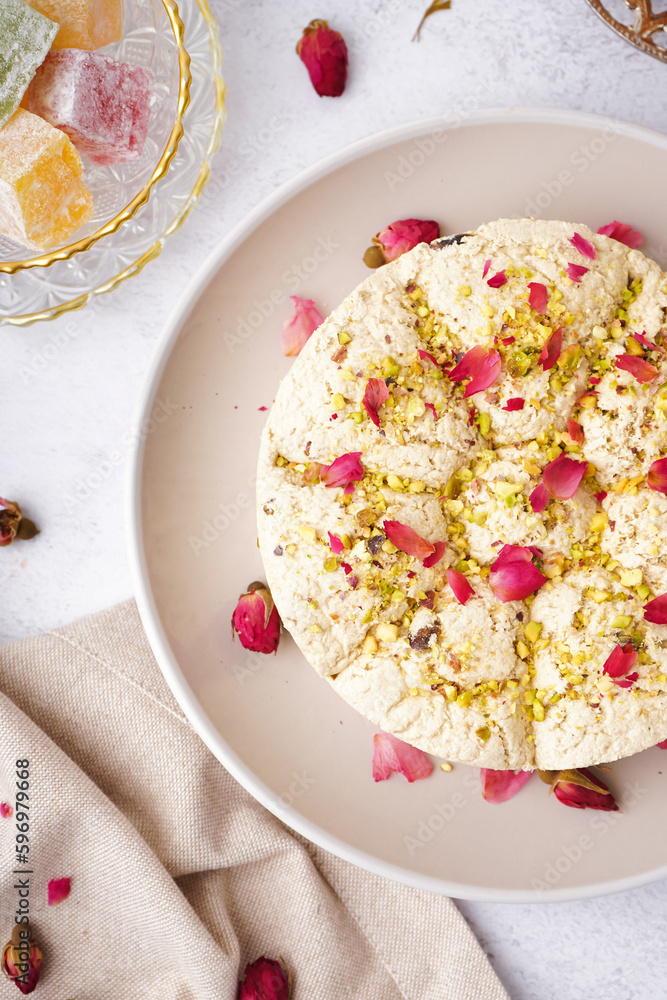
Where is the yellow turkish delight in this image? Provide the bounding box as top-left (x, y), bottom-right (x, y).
top-left (26, 0), bottom-right (122, 50)
top-left (0, 107), bottom-right (93, 251)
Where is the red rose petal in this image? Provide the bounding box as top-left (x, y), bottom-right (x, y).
top-left (569, 232), bottom-right (597, 260)
top-left (372, 732), bottom-right (433, 782)
top-left (503, 397), bottom-right (525, 411)
top-left (594, 490), bottom-right (607, 502)
top-left (528, 281), bottom-right (548, 314)
top-left (362, 377), bottom-right (390, 427)
top-left (542, 453), bottom-right (587, 499)
top-left (603, 641), bottom-right (638, 679)
top-left (566, 262), bottom-right (589, 283)
top-left (657, 739), bottom-right (667, 749)
top-left (614, 354), bottom-right (659, 383)
top-left (530, 483), bottom-right (549, 513)
top-left (0, 802), bottom-right (12, 818)
top-left (422, 540), bottom-right (446, 568)
top-left (418, 349), bottom-right (438, 366)
top-left (383, 519), bottom-right (435, 560)
top-left (589, 376), bottom-right (601, 384)
top-left (502, 335), bottom-right (516, 345)
top-left (614, 671), bottom-right (638, 689)
top-left (320, 452), bottom-right (364, 488)
top-left (425, 401), bottom-right (438, 420)
top-left (238, 957), bottom-right (290, 1000)
top-left (597, 220), bottom-right (643, 249)
top-left (648, 457), bottom-right (667, 494)
top-left (281, 296), bottom-right (324, 356)
top-left (481, 768), bottom-right (532, 804)
top-left (487, 269), bottom-right (507, 288)
top-left (328, 531), bottom-right (344, 555)
top-left (47, 877), bottom-right (71, 906)
top-left (482, 258), bottom-right (491, 278)
top-left (553, 768), bottom-right (618, 812)
top-left (448, 346), bottom-right (501, 397)
top-left (538, 327), bottom-right (563, 371)
top-left (644, 594), bottom-right (667, 625)
top-left (446, 568), bottom-right (475, 605)
top-left (566, 419), bottom-right (584, 444)
top-left (489, 544), bottom-right (546, 602)
top-left (296, 19), bottom-right (348, 98)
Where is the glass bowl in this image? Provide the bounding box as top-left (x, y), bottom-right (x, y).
top-left (0, 0), bottom-right (225, 326)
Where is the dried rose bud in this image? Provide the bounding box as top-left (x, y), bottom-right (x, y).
top-left (296, 19), bottom-right (348, 98)
top-left (0, 498), bottom-right (39, 547)
top-left (364, 218), bottom-right (440, 267)
top-left (238, 956), bottom-right (290, 1000)
top-left (232, 583), bottom-right (281, 655)
top-left (539, 767), bottom-right (619, 812)
top-left (2, 923), bottom-right (42, 995)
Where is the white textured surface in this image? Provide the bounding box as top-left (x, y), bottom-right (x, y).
top-left (2, 1), bottom-right (667, 996)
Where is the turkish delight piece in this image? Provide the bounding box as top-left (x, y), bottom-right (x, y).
top-left (0, 0), bottom-right (58, 128)
top-left (28, 49), bottom-right (153, 165)
top-left (26, 0), bottom-right (121, 50)
top-left (0, 108), bottom-right (93, 251)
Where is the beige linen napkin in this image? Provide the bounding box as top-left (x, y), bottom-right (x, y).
top-left (0, 601), bottom-right (509, 999)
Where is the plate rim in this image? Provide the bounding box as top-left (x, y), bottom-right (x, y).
top-left (127, 106), bottom-right (667, 903)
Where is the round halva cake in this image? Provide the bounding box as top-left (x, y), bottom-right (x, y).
top-left (257, 218), bottom-right (667, 770)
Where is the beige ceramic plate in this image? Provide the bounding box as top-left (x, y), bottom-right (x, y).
top-left (129, 109), bottom-right (667, 901)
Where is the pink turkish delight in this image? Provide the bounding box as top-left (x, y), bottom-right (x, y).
top-left (27, 49), bottom-right (153, 165)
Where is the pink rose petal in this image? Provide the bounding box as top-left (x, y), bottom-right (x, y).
top-left (648, 457), bottom-right (667, 494)
top-left (0, 802), bottom-right (12, 818)
top-left (446, 568), bottom-right (475, 605)
top-left (47, 877), bottom-right (71, 906)
top-left (530, 483), bottom-right (549, 513)
top-left (422, 540), bottom-right (446, 568)
top-left (603, 642), bottom-right (638, 679)
top-left (362, 377), bottom-right (390, 427)
top-left (644, 594), bottom-right (667, 625)
top-left (281, 296), bottom-right (324, 357)
top-left (538, 327), bottom-right (563, 371)
top-left (425, 401), bottom-right (438, 420)
top-left (487, 269), bottom-right (507, 288)
top-left (489, 544), bottom-right (546, 602)
top-left (328, 531), bottom-right (344, 555)
top-left (569, 232), bottom-right (597, 260)
top-left (542, 453), bottom-right (587, 499)
top-left (383, 519), bottom-right (435, 561)
top-left (614, 671), bottom-right (638, 690)
top-left (597, 220), bottom-right (643, 249)
top-left (320, 452), bottom-right (364, 488)
top-left (375, 218), bottom-right (440, 262)
top-left (448, 346), bottom-right (501, 398)
top-left (566, 263), bottom-right (589, 283)
top-left (503, 397), bottom-right (524, 411)
top-left (481, 768), bottom-right (532, 804)
top-left (614, 354), bottom-right (659, 383)
top-left (566, 419), bottom-right (584, 445)
top-left (633, 332), bottom-right (665, 354)
top-left (482, 258), bottom-right (491, 278)
top-left (528, 281), bottom-right (548, 314)
top-left (372, 732), bottom-right (433, 782)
